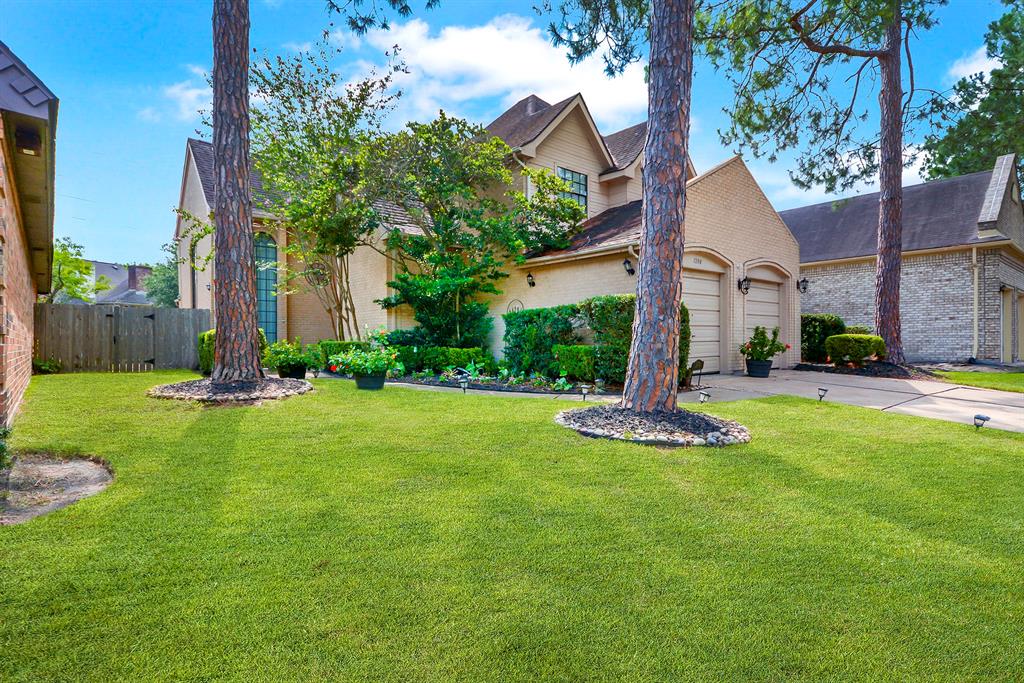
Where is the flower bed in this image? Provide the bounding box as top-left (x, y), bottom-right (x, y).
top-left (794, 361), bottom-right (938, 381)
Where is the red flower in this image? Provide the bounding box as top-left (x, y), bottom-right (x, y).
top-left (785, 343), bottom-right (792, 350)
top-left (329, 365), bottom-right (338, 372)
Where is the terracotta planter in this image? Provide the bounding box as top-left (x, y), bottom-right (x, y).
top-left (276, 364), bottom-right (307, 380)
top-left (354, 373), bottom-right (386, 390)
top-left (745, 359), bottom-right (773, 378)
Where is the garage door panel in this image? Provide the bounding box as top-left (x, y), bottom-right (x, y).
top-left (682, 292), bottom-right (719, 312)
top-left (748, 283), bottom-right (780, 303)
top-left (684, 274), bottom-right (720, 296)
top-left (690, 340), bottom-right (721, 356)
top-left (744, 280), bottom-right (782, 367)
top-left (688, 309), bottom-right (719, 327)
top-left (681, 271), bottom-right (722, 374)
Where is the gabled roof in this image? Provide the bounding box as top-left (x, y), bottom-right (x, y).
top-left (187, 137), bottom-right (271, 210)
top-left (602, 121), bottom-right (647, 171)
top-left (485, 94), bottom-right (576, 151)
top-left (780, 154), bottom-right (1019, 264)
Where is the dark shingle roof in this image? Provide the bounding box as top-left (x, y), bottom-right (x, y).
top-left (535, 200), bottom-right (643, 259)
top-left (780, 170), bottom-right (1005, 263)
top-left (603, 121), bottom-right (647, 171)
top-left (485, 94), bottom-right (577, 150)
top-left (187, 137), bottom-right (270, 209)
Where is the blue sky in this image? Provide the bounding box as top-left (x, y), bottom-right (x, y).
top-left (4, 0), bottom-right (1007, 266)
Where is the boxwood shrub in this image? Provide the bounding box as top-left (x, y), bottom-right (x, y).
top-left (420, 347), bottom-right (486, 373)
top-left (502, 304), bottom-right (580, 377)
top-left (318, 340), bottom-right (371, 369)
top-left (578, 294), bottom-right (690, 385)
top-left (801, 313), bottom-right (846, 362)
top-left (552, 344), bottom-right (595, 381)
top-left (198, 328), bottom-right (268, 376)
top-left (824, 334), bottom-right (886, 366)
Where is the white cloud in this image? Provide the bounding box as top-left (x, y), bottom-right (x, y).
top-left (948, 45), bottom-right (1001, 82)
top-left (328, 29), bottom-right (363, 51)
top-left (137, 106), bottom-right (162, 123)
top-left (185, 64), bottom-right (208, 79)
top-left (355, 14), bottom-right (649, 132)
top-left (164, 80), bottom-right (211, 121)
top-left (283, 41), bottom-right (312, 53)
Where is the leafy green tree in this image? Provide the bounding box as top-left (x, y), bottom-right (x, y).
top-left (143, 243), bottom-right (180, 308)
top-left (44, 237), bottom-right (110, 303)
top-left (250, 39), bottom-right (402, 340)
top-left (701, 0), bottom-right (945, 365)
top-left (376, 112), bottom-right (584, 349)
top-left (921, 1), bottom-right (1024, 185)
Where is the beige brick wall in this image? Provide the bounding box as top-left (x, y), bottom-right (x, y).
top-left (0, 117), bottom-right (39, 424)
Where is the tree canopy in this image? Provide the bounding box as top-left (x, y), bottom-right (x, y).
top-left (45, 237), bottom-right (110, 304)
top-left (143, 244), bottom-right (180, 308)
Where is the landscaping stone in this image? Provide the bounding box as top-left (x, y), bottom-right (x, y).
top-left (555, 405), bottom-right (751, 448)
top-left (2, 454), bottom-right (112, 525)
top-left (148, 378), bottom-right (313, 404)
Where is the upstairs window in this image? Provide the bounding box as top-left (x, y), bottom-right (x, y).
top-left (557, 167), bottom-right (588, 211)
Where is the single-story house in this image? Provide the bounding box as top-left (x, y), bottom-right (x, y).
top-left (63, 261), bottom-right (152, 305)
top-left (0, 41), bottom-right (57, 423)
top-left (781, 153), bottom-right (1024, 364)
top-left (177, 93), bottom-right (801, 373)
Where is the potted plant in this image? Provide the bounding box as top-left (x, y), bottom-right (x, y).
top-left (328, 347), bottom-right (402, 390)
top-left (739, 326), bottom-right (790, 378)
top-left (263, 339), bottom-right (317, 380)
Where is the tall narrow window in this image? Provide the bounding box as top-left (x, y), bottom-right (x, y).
top-left (254, 232), bottom-right (278, 343)
top-left (557, 167), bottom-right (588, 211)
top-left (188, 241), bottom-right (198, 309)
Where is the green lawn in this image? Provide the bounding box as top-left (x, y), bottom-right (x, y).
top-left (3, 372), bottom-right (1024, 681)
top-left (935, 369), bottom-right (1024, 393)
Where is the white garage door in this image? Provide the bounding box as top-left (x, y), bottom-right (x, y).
top-left (745, 280), bottom-right (781, 365)
top-left (682, 271), bottom-right (721, 373)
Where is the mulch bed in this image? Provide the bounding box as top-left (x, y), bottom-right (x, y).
top-left (794, 361), bottom-right (939, 381)
top-left (148, 377), bottom-right (313, 404)
top-left (390, 375), bottom-right (616, 396)
top-left (556, 404), bottom-right (751, 447)
top-left (2, 454), bottom-right (113, 525)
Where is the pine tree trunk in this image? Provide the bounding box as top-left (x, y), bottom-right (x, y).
top-left (874, 4), bottom-right (906, 364)
top-left (211, 0), bottom-right (263, 384)
top-left (620, 0), bottom-right (695, 413)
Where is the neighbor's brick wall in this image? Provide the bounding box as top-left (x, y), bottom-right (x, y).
top-left (0, 118), bottom-right (39, 424)
top-left (801, 247), bottom-right (1024, 363)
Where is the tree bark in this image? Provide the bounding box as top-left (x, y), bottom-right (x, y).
top-left (874, 3), bottom-right (906, 365)
top-left (211, 0), bottom-right (263, 384)
top-left (620, 0), bottom-right (695, 413)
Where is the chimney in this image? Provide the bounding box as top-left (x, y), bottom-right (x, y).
top-left (128, 265), bottom-right (152, 291)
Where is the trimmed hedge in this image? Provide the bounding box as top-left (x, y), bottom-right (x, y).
top-left (825, 334), bottom-right (886, 366)
top-left (393, 345), bottom-right (487, 373)
top-left (801, 313), bottom-right (846, 362)
top-left (198, 328), bottom-right (268, 376)
top-left (318, 340), bottom-right (371, 368)
top-left (553, 344), bottom-right (595, 381)
top-left (578, 294), bottom-right (690, 385)
top-left (502, 304), bottom-right (580, 377)
top-left (845, 324), bottom-right (873, 335)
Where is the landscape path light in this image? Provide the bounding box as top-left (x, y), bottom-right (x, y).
top-left (818, 388), bottom-right (828, 401)
top-left (974, 414), bottom-right (990, 430)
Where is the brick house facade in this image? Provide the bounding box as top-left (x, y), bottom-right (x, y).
top-left (782, 154), bottom-right (1024, 363)
top-left (0, 42), bottom-right (58, 424)
top-left (177, 93), bottom-right (801, 373)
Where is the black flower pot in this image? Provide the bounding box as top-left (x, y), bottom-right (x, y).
top-left (745, 359), bottom-right (773, 378)
top-left (354, 373), bottom-right (386, 390)
top-left (277, 364), bottom-right (308, 380)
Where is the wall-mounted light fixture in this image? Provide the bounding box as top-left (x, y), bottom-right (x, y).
top-left (797, 277), bottom-right (809, 294)
top-left (622, 258), bottom-right (636, 276)
top-left (526, 273), bottom-right (536, 287)
top-left (737, 276), bottom-right (751, 295)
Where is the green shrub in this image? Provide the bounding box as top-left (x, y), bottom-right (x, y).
top-left (553, 344), bottom-right (595, 381)
top-left (578, 294), bottom-right (690, 385)
top-left (328, 348), bottom-right (402, 376)
top-left (317, 340), bottom-right (371, 369)
top-left (386, 328), bottom-right (430, 347)
top-left (0, 425), bottom-right (10, 471)
top-left (502, 304), bottom-right (580, 377)
top-left (391, 345), bottom-right (423, 373)
top-left (32, 358), bottom-right (63, 375)
top-left (420, 347), bottom-right (486, 373)
top-left (801, 313), bottom-right (846, 362)
top-left (845, 324), bottom-right (873, 335)
top-left (825, 334), bottom-right (886, 366)
top-left (198, 328), bottom-right (268, 376)
top-left (263, 339), bottom-right (319, 371)
top-left (739, 326), bottom-right (788, 361)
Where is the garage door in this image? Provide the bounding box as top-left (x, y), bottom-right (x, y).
top-left (682, 271), bottom-right (721, 373)
top-left (745, 280), bottom-right (781, 365)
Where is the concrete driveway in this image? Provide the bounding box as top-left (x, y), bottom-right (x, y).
top-left (682, 369), bottom-right (1024, 432)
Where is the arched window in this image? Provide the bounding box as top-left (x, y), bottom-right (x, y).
top-left (254, 232), bottom-right (278, 343)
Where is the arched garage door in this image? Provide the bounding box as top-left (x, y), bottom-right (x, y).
top-left (745, 279), bottom-right (781, 365)
top-left (682, 271), bottom-right (722, 373)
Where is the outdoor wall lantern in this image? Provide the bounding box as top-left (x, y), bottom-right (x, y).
top-left (580, 384), bottom-right (592, 401)
top-left (526, 273), bottom-right (536, 287)
top-left (459, 376), bottom-right (470, 394)
top-left (698, 390), bottom-right (711, 404)
top-left (737, 277), bottom-right (751, 295)
top-left (974, 414), bottom-right (990, 430)
top-left (818, 387), bottom-right (828, 401)
top-left (623, 258), bottom-right (636, 276)
top-left (797, 277), bottom-right (809, 294)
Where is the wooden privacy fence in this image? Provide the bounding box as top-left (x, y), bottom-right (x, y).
top-left (34, 304), bottom-right (211, 372)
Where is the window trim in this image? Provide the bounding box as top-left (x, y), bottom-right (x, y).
top-left (556, 166), bottom-right (588, 212)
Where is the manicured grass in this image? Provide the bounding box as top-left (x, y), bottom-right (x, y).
top-left (935, 369), bottom-right (1024, 393)
top-left (3, 372), bottom-right (1024, 681)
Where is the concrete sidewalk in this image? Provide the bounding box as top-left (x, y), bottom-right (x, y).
top-left (688, 370), bottom-right (1023, 432)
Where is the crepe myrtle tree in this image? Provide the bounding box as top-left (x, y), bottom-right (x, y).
top-left (700, 0), bottom-right (945, 365)
top-left (375, 113), bottom-right (585, 348)
top-left (210, 0), bottom-right (263, 384)
top-left (250, 38), bottom-right (403, 341)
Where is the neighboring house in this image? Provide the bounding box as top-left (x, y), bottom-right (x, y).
top-left (782, 153), bottom-right (1024, 364)
top-left (176, 93), bottom-right (802, 373)
top-left (63, 261), bottom-right (152, 305)
top-left (0, 41), bottom-right (57, 423)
